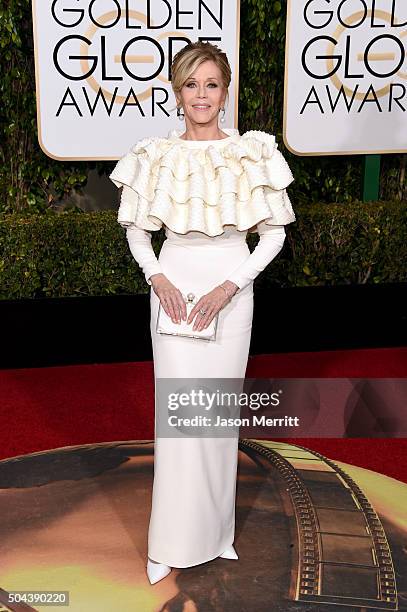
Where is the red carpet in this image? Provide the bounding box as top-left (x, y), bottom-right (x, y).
top-left (0, 347), bottom-right (406, 480)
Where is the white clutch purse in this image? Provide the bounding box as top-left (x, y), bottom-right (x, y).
top-left (156, 292), bottom-right (219, 341)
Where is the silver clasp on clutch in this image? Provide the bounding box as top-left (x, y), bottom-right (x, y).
top-left (185, 292), bottom-right (196, 304)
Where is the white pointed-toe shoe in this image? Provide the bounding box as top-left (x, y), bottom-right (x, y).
top-left (219, 545), bottom-right (239, 560)
top-left (147, 558), bottom-right (172, 584)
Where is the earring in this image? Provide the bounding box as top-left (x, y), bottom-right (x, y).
top-left (220, 108), bottom-right (226, 123)
top-left (177, 107), bottom-right (184, 121)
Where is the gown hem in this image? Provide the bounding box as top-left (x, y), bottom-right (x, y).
top-left (148, 538), bottom-right (235, 568)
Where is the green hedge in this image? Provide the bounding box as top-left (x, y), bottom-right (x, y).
top-left (0, 202), bottom-right (405, 300)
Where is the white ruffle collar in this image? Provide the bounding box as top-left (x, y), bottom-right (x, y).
top-left (109, 129), bottom-right (295, 236)
top-left (167, 127), bottom-right (240, 146)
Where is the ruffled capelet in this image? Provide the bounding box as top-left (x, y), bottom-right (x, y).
top-left (109, 129), bottom-right (296, 236)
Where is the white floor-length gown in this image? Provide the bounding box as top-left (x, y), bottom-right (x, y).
top-left (110, 128), bottom-right (296, 567)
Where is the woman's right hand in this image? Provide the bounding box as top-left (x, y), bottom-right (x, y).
top-left (150, 273), bottom-right (187, 324)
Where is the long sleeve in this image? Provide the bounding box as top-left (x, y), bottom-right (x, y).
top-left (126, 225), bottom-right (163, 286)
top-left (226, 220), bottom-right (286, 292)
top-left (115, 184), bottom-right (163, 285)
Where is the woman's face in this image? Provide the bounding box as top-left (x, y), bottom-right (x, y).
top-left (176, 60), bottom-right (227, 130)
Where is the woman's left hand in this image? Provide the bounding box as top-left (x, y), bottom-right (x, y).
top-left (187, 281), bottom-right (239, 331)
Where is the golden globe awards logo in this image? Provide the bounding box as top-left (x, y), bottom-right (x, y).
top-left (301, 1), bottom-right (406, 112)
top-left (32, 0), bottom-right (240, 159)
top-left (284, 0), bottom-right (407, 155)
top-left (51, 5), bottom-right (197, 117)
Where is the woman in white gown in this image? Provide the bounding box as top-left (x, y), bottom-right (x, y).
top-left (109, 41), bottom-right (296, 584)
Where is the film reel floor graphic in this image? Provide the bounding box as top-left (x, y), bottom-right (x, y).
top-left (0, 440), bottom-right (403, 611)
top-left (239, 439), bottom-right (399, 610)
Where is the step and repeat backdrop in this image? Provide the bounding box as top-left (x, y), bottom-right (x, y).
top-left (32, 0), bottom-right (406, 159)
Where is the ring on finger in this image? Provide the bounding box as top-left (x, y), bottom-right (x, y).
top-left (197, 310), bottom-right (212, 329)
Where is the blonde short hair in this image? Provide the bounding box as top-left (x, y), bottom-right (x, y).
top-left (171, 41), bottom-right (231, 109)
